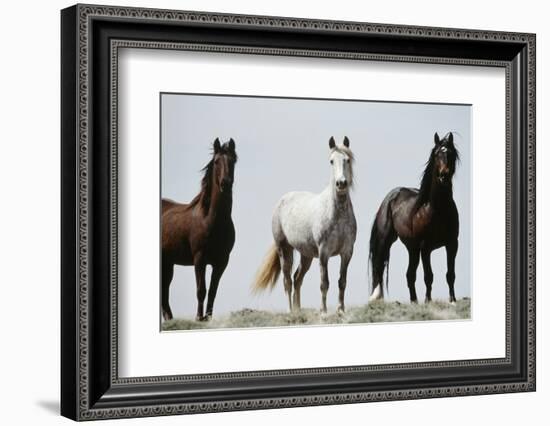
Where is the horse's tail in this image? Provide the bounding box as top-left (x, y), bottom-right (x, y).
top-left (252, 244), bottom-right (281, 293)
top-left (369, 223), bottom-right (391, 294)
top-left (368, 192), bottom-right (397, 300)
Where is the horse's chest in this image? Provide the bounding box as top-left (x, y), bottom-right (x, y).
top-left (426, 217), bottom-right (453, 244)
top-left (316, 213), bottom-right (356, 255)
top-left (412, 212), bottom-right (454, 248)
top-left (410, 207), bottom-right (433, 236)
top-left (192, 220), bottom-right (235, 260)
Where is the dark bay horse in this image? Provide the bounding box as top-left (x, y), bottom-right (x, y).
top-left (161, 138), bottom-right (237, 321)
top-left (369, 132), bottom-right (460, 303)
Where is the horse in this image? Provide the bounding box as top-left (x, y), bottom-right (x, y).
top-left (161, 138), bottom-right (237, 321)
top-left (368, 132), bottom-right (460, 304)
top-left (253, 137), bottom-right (357, 314)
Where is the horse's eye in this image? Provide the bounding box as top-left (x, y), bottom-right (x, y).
top-left (330, 160), bottom-right (334, 164)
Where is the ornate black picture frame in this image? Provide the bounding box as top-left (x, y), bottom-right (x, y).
top-left (61, 4), bottom-right (536, 421)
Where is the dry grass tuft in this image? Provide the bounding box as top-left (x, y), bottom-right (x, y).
top-left (162, 298), bottom-right (471, 331)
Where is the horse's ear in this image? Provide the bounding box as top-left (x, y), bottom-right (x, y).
top-left (447, 132), bottom-right (454, 144)
top-left (343, 136), bottom-right (350, 147)
top-left (228, 138), bottom-right (235, 151)
top-left (434, 132), bottom-right (440, 145)
top-left (213, 138), bottom-right (221, 153)
top-left (329, 137), bottom-right (336, 149)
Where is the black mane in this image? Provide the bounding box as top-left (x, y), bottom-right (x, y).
top-left (416, 132), bottom-right (459, 207)
top-left (188, 143), bottom-right (238, 213)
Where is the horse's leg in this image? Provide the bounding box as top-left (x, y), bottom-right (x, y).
top-left (277, 242), bottom-right (294, 312)
top-left (161, 260), bottom-right (174, 321)
top-left (194, 258), bottom-right (207, 321)
top-left (421, 248), bottom-right (434, 303)
top-left (205, 258), bottom-right (228, 320)
top-left (446, 241), bottom-right (458, 303)
top-left (406, 247), bottom-right (420, 303)
top-left (292, 255), bottom-right (312, 311)
top-left (319, 252), bottom-right (330, 314)
top-left (337, 251), bottom-right (352, 314)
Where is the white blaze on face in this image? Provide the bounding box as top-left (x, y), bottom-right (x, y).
top-left (330, 149), bottom-right (351, 193)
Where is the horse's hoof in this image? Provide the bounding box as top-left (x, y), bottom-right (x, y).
top-left (195, 315), bottom-right (206, 322)
top-left (336, 307), bottom-right (345, 316)
top-left (369, 285), bottom-right (384, 302)
top-left (424, 298), bottom-right (432, 304)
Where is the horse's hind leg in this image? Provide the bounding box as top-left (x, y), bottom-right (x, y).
top-left (161, 261), bottom-right (174, 321)
top-left (421, 248), bottom-right (434, 303)
top-left (406, 247), bottom-right (420, 303)
top-left (445, 241), bottom-right (458, 303)
top-left (292, 255), bottom-right (312, 311)
top-left (319, 252), bottom-right (330, 314)
top-left (277, 242), bottom-right (294, 312)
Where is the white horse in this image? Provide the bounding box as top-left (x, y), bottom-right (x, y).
top-left (253, 137), bottom-right (357, 314)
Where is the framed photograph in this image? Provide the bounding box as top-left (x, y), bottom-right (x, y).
top-left (61, 4), bottom-right (536, 421)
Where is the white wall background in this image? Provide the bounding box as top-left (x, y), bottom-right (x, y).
top-left (0, 0), bottom-right (546, 425)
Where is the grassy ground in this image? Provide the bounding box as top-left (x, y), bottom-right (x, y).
top-left (162, 298), bottom-right (471, 331)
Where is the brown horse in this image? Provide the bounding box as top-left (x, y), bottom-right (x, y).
top-left (161, 138), bottom-right (237, 321)
top-left (369, 132), bottom-right (460, 304)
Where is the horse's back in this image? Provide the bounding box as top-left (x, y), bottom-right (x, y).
top-left (383, 187), bottom-right (459, 244)
top-left (381, 187), bottom-right (419, 215)
top-left (161, 198), bottom-right (194, 263)
top-left (162, 198), bottom-right (181, 214)
top-left (274, 191), bottom-right (318, 225)
top-left (276, 191), bottom-right (317, 211)
top-left (272, 189), bottom-right (356, 258)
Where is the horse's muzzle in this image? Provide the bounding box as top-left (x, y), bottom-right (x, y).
top-left (336, 179), bottom-right (348, 191)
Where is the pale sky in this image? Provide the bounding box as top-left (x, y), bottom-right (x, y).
top-left (161, 93), bottom-right (471, 318)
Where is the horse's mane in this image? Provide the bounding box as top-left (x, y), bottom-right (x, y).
top-left (187, 145), bottom-right (238, 213)
top-left (331, 145), bottom-right (355, 188)
top-left (186, 159), bottom-right (214, 212)
top-left (417, 153), bottom-right (436, 207)
top-left (416, 132), bottom-right (459, 207)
